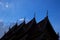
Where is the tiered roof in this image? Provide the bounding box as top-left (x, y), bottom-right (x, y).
top-left (0, 13), bottom-right (59, 40)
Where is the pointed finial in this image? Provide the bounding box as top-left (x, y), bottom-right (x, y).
top-left (34, 12), bottom-right (36, 18)
top-left (9, 26), bottom-right (10, 30)
top-left (16, 19), bottom-right (18, 23)
top-left (16, 20), bottom-right (18, 25)
top-left (24, 17), bottom-right (25, 21)
top-left (24, 17), bottom-right (25, 22)
top-left (23, 17), bottom-right (26, 23)
top-left (46, 10), bottom-right (48, 17)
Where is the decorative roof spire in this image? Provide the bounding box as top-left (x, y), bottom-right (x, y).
top-left (46, 10), bottom-right (48, 17)
top-left (44, 10), bottom-right (49, 21)
top-left (9, 26), bottom-right (11, 30)
top-left (24, 17), bottom-right (25, 23)
top-left (34, 12), bottom-right (36, 19)
top-left (16, 19), bottom-right (19, 25)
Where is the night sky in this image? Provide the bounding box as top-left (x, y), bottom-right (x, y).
top-left (0, 0), bottom-right (60, 38)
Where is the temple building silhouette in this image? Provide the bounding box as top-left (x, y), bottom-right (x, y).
top-left (0, 12), bottom-right (59, 40)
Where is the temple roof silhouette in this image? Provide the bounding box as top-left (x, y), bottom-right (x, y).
top-left (0, 12), bottom-right (59, 40)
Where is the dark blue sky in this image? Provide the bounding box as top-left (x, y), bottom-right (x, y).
top-left (0, 0), bottom-right (60, 38)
